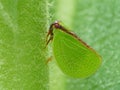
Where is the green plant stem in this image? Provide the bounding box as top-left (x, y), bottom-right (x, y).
top-left (0, 0), bottom-right (48, 90)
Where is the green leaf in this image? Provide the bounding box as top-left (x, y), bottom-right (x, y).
top-left (0, 0), bottom-right (48, 90)
top-left (49, 0), bottom-right (120, 90)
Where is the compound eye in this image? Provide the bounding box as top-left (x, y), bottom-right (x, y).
top-left (54, 22), bottom-right (60, 29)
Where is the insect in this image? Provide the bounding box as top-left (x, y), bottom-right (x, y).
top-left (46, 21), bottom-right (102, 78)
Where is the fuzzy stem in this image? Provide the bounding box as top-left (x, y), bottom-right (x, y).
top-left (0, 0), bottom-right (48, 89)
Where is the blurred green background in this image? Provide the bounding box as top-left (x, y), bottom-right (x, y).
top-left (49, 0), bottom-right (120, 90)
top-left (0, 0), bottom-right (120, 90)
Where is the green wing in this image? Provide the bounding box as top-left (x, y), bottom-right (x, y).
top-left (53, 29), bottom-right (102, 78)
